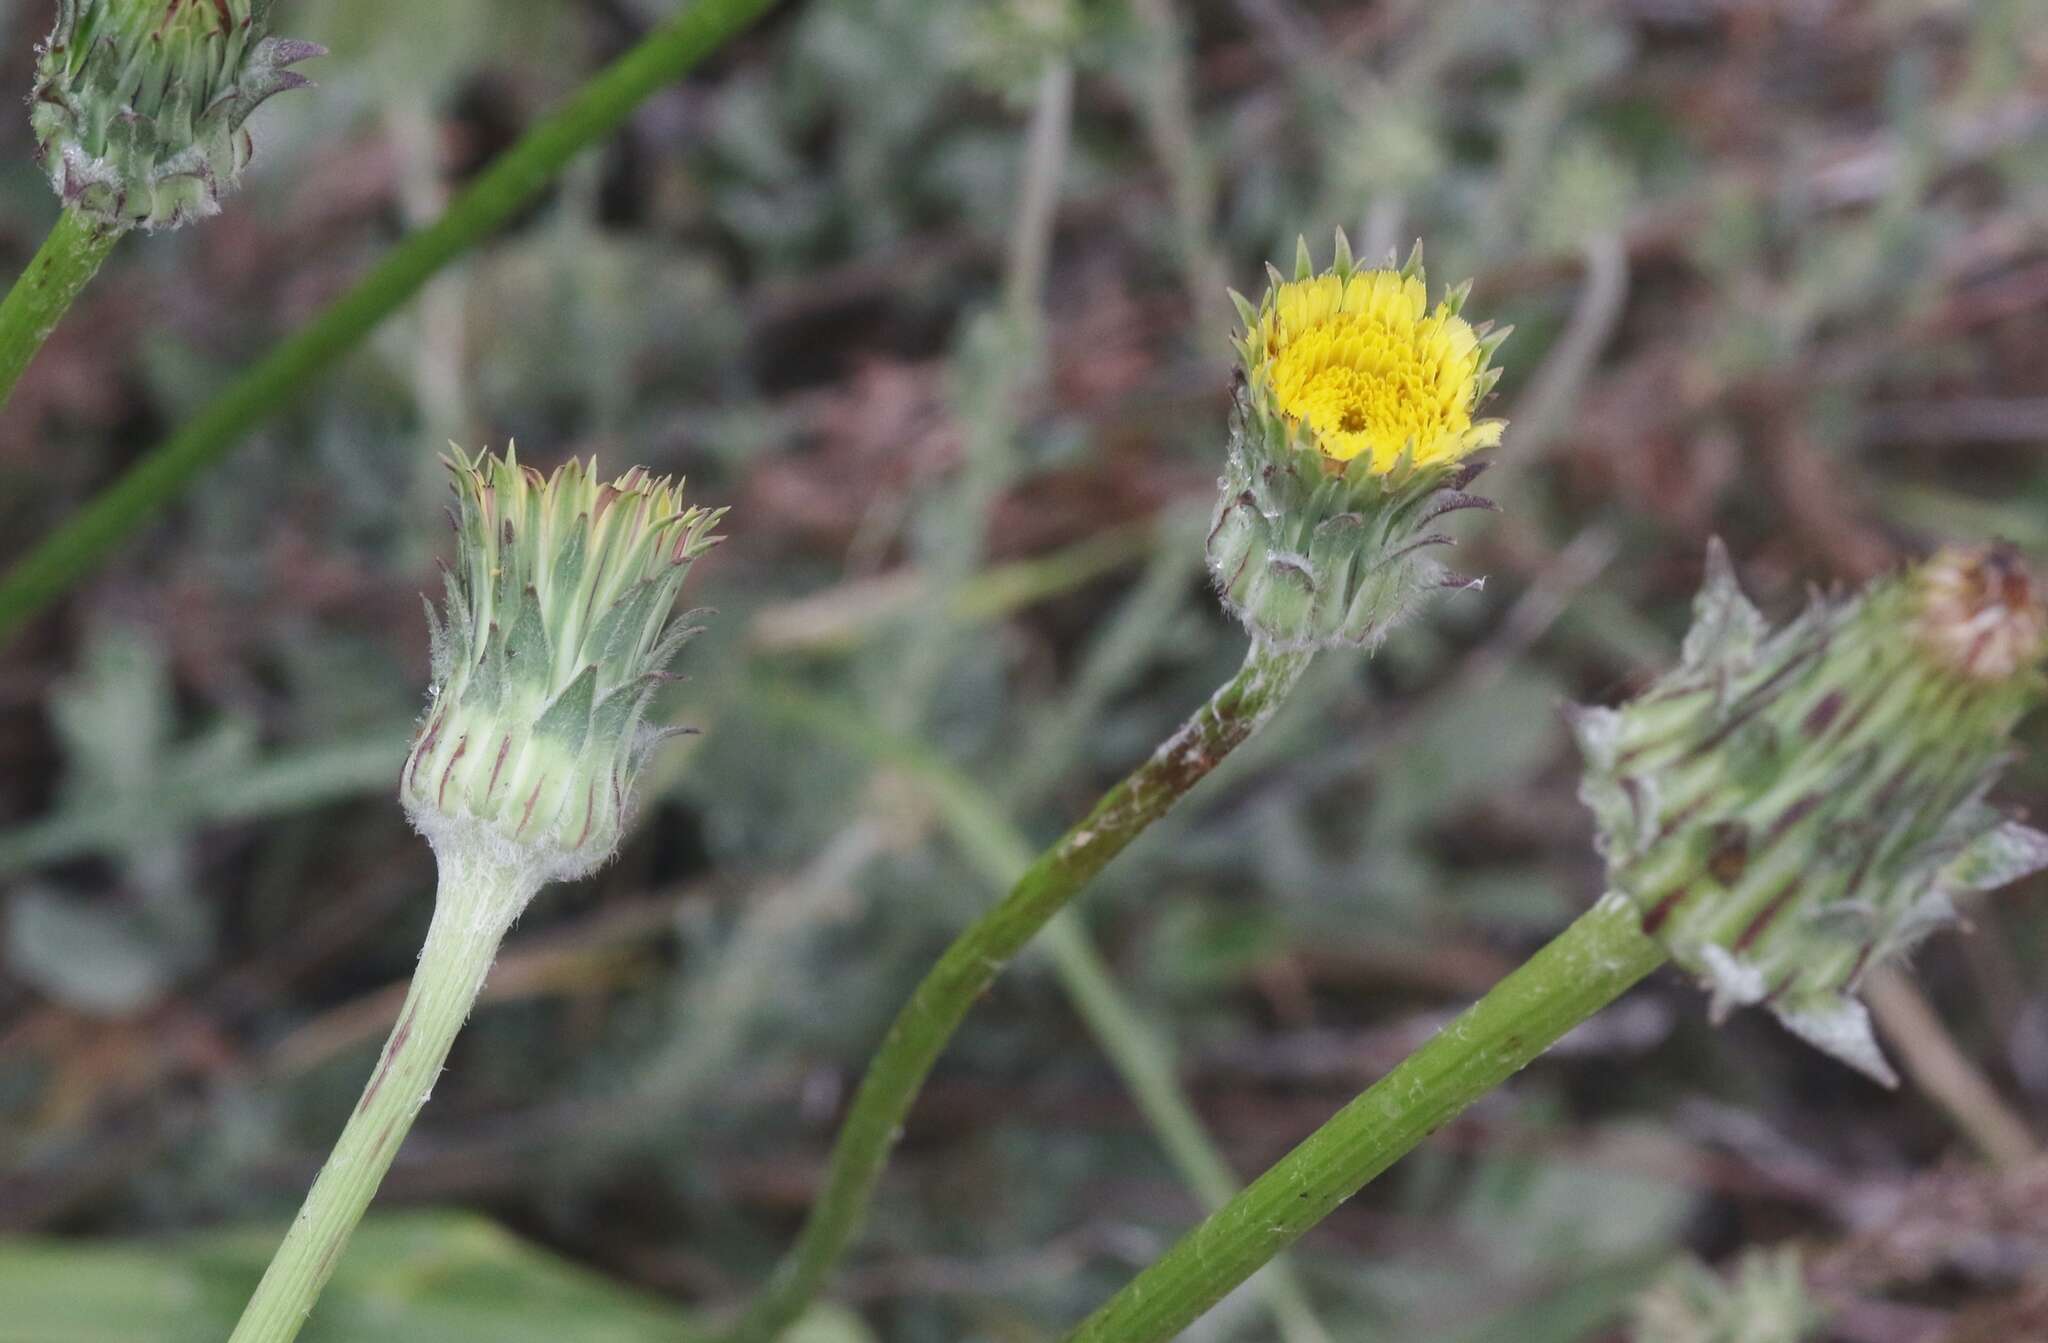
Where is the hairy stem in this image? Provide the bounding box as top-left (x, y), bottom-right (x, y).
top-left (723, 639), bottom-right (1314, 1343)
top-left (227, 844), bottom-right (540, 1343)
top-left (0, 0), bottom-right (776, 643)
top-left (1062, 893), bottom-right (1668, 1343)
top-left (0, 208), bottom-right (121, 411)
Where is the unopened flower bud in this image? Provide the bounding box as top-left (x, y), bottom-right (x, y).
top-left (1206, 233), bottom-right (1509, 650)
top-left (1573, 541), bottom-right (2048, 1084)
top-left (30, 0), bottom-right (322, 233)
top-left (403, 447), bottom-right (724, 882)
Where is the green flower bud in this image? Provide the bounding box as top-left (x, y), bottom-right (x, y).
top-left (30, 0), bottom-right (322, 233)
top-left (1206, 234), bottom-right (1509, 650)
top-left (1573, 541), bottom-right (2048, 1084)
top-left (403, 447), bottom-right (725, 882)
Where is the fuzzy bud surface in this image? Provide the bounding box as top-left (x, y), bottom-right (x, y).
top-left (1573, 542), bottom-right (2048, 1083)
top-left (1207, 234), bottom-right (1509, 650)
top-left (403, 446), bottom-right (723, 883)
top-left (31, 0), bottom-right (321, 232)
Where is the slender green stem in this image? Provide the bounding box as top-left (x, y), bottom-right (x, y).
top-left (746, 677), bottom-right (1330, 1343)
top-left (0, 208), bottom-right (121, 411)
top-left (723, 639), bottom-right (1314, 1343)
top-left (1061, 893), bottom-right (1668, 1343)
top-left (1038, 915), bottom-right (1332, 1343)
top-left (228, 844), bottom-right (541, 1343)
top-left (0, 0), bottom-right (776, 644)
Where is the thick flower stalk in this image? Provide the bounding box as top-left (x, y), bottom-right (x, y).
top-left (229, 448), bottom-right (722, 1343)
top-left (1206, 235), bottom-right (1508, 650)
top-left (1572, 541), bottom-right (2048, 1083)
top-left (721, 234), bottom-right (1511, 1343)
top-left (31, 0), bottom-right (322, 233)
top-left (1061, 543), bottom-right (2047, 1343)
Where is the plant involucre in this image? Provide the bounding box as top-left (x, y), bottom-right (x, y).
top-left (229, 448), bottom-right (721, 1343)
top-left (1573, 542), bottom-right (2048, 1083)
top-left (405, 449), bottom-right (723, 881)
top-left (1207, 237), bottom-right (1509, 651)
top-left (1, 1), bottom-right (321, 412)
top-left (1060, 544), bottom-right (2047, 1343)
top-left (32, 0), bottom-right (322, 233)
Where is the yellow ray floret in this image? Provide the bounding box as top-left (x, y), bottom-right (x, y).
top-left (1250, 265), bottom-right (1503, 473)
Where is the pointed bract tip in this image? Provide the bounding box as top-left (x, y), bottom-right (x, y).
top-left (1774, 997), bottom-right (1898, 1088)
top-left (1400, 238), bottom-right (1425, 280)
top-left (1228, 287), bottom-right (1258, 332)
top-left (28, 0), bottom-right (323, 230)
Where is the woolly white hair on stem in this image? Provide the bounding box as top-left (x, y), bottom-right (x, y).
top-left (229, 446), bottom-right (724, 1343)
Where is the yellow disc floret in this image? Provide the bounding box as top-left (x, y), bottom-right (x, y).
top-left (1250, 265), bottom-right (1503, 473)
top-left (1209, 236), bottom-right (1511, 650)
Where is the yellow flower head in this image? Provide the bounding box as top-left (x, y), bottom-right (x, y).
top-left (1237, 237), bottom-right (1506, 475)
top-left (1208, 235), bottom-right (1509, 650)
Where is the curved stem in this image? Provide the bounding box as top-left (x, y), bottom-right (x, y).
top-left (1061, 893), bottom-right (1668, 1343)
top-left (1038, 914), bottom-right (1332, 1343)
top-left (723, 639), bottom-right (1314, 1343)
top-left (746, 677), bottom-right (1330, 1343)
top-left (228, 844), bottom-right (541, 1343)
top-left (0, 0), bottom-right (776, 643)
top-left (0, 208), bottom-right (121, 411)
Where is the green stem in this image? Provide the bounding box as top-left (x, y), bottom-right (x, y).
top-left (228, 843), bottom-right (542, 1343)
top-left (1037, 915), bottom-right (1332, 1343)
top-left (1061, 893), bottom-right (1668, 1343)
top-left (0, 208), bottom-right (121, 411)
top-left (745, 677), bottom-right (1330, 1343)
top-left (723, 639), bottom-right (1314, 1343)
top-left (0, 0), bottom-right (776, 643)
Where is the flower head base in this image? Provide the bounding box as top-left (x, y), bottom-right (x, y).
top-left (30, 0), bottom-right (322, 233)
top-left (1207, 235), bottom-right (1509, 651)
top-left (403, 446), bottom-right (724, 883)
top-left (1573, 541), bottom-right (2048, 1084)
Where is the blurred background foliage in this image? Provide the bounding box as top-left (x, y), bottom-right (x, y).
top-left (3, 0), bottom-right (2048, 1339)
